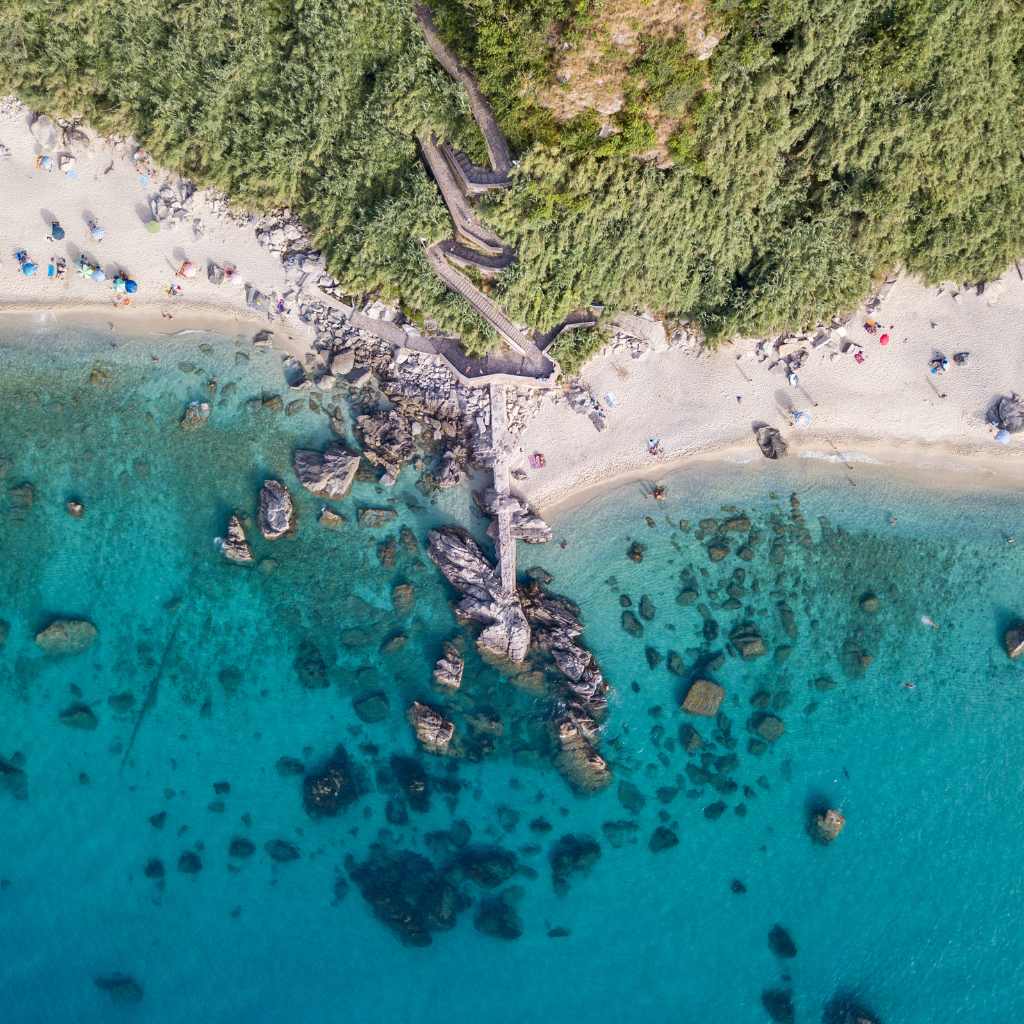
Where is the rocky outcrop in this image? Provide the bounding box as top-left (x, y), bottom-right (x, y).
top-left (221, 515), bottom-right (253, 564)
top-left (179, 401), bottom-right (210, 431)
top-left (258, 480), bottom-right (295, 539)
top-left (303, 745), bottom-right (362, 817)
top-left (356, 409), bottom-right (415, 479)
top-left (481, 489), bottom-right (552, 545)
top-left (1005, 624), bottom-right (1024, 660)
top-left (292, 444), bottom-right (360, 500)
top-left (552, 716), bottom-right (611, 793)
top-left (433, 642), bottom-right (464, 689)
top-left (682, 679), bottom-right (724, 716)
top-left (407, 701), bottom-right (455, 755)
top-left (35, 618), bottom-right (97, 654)
top-left (811, 808), bottom-right (845, 843)
top-left (756, 425), bottom-right (788, 459)
top-left (427, 527), bottom-right (530, 663)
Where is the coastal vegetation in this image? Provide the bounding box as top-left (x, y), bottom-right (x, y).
top-left (2, 0), bottom-right (1023, 353)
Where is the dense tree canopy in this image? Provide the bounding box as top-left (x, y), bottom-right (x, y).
top-left (2, 0), bottom-right (1023, 354)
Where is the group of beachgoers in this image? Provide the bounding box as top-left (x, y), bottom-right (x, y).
top-left (14, 214), bottom-right (139, 306)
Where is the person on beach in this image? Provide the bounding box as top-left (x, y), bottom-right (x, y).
top-left (47, 221), bottom-right (65, 242)
top-left (14, 250), bottom-right (38, 276)
top-left (88, 219), bottom-right (105, 243)
top-left (34, 154), bottom-right (53, 172)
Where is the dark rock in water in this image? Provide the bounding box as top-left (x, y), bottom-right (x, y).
top-left (177, 851), bottom-right (202, 875)
top-left (392, 583), bottom-right (415, 614)
top-left (349, 846), bottom-right (465, 947)
top-left (822, 991), bottom-right (882, 1024)
top-left (811, 808), bottom-right (845, 844)
top-left (648, 826), bottom-right (679, 852)
top-left (840, 638), bottom-right (872, 678)
top-left (433, 641), bottom-right (464, 690)
top-left (292, 443), bottom-right (360, 500)
top-left (707, 543), bottom-right (729, 562)
top-left (748, 738), bottom-right (768, 755)
top-left (0, 756), bottom-right (28, 800)
top-left (813, 675), bottom-right (838, 692)
top-left (265, 839), bottom-right (301, 863)
top-left (703, 801), bottom-right (727, 820)
top-left (751, 713), bottom-right (785, 742)
top-left (601, 820), bottom-right (638, 848)
top-left (107, 691), bottom-right (135, 713)
top-left (66, 499), bottom-right (85, 518)
top-left (645, 646), bottom-right (662, 669)
top-left (293, 638), bottom-right (329, 689)
top-left (677, 589), bottom-right (698, 605)
top-left (258, 480), bottom-right (295, 539)
top-left (617, 780), bottom-right (646, 814)
top-left (456, 846), bottom-right (518, 889)
top-left (179, 400), bottom-right (210, 431)
top-left (59, 702), bottom-right (98, 730)
top-left (761, 988), bottom-right (795, 1024)
top-left (229, 837), bottom-right (256, 859)
top-left (666, 651), bottom-right (687, 677)
top-left (621, 610), bottom-right (643, 637)
top-left (275, 756), bottom-right (305, 776)
top-left (35, 618), bottom-right (97, 655)
top-left (526, 566), bottom-right (554, 585)
top-left (730, 622), bottom-right (766, 660)
top-left (550, 834), bottom-right (601, 896)
top-left (768, 924), bottom-right (798, 958)
top-left (639, 595), bottom-right (656, 621)
top-left (678, 723), bottom-right (703, 753)
top-left (143, 858), bottom-right (164, 880)
top-left (304, 745), bottom-right (362, 817)
top-left (391, 755), bottom-right (430, 813)
top-left (474, 896), bottom-right (523, 940)
top-left (619, 595), bottom-right (632, 607)
top-left (682, 679), bottom-right (724, 717)
top-left (148, 811), bottom-right (166, 829)
top-left (357, 507), bottom-right (397, 528)
top-left (94, 974), bottom-right (144, 1005)
top-left (859, 592), bottom-right (881, 614)
top-left (751, 690), bottom-right (771, 709)
top-left (386, 797), bottom-right (409, 826)
top-left (332, 875), bottom-right (350, 905)
top-left (627, 541), bottom-right (645, 562)
top-left (548, 926), bottom-right (571, 938)
top-left (353, 691), bottom-right (390, 723)
top-left (0, 619), bottom-right (8, 648)
top-left (730, 879), bottom-right (747, 894)
top-left (213, 781), bottom-right (231, 795)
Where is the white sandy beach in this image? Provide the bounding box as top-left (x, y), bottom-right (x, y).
top-left (0, 100), bottom-right (315, 357)
top-left (2, 97), bottom-right (1024, 517)
top-left (516, 271), bottom-right (1024, 512)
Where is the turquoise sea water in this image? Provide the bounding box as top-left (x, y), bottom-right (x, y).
top-left (2, 326), bottom-right (1023, 1023)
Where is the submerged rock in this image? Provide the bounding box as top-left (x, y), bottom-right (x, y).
top-left (391, 754), bottom-right (430, 813)
top-left (94, 974), bottom-right (144, 1005)
top-left (221, 515), bottom-right (254, 564)
top-left (456, 846), bottom-right (518, 889)
top-left (303, 745), bottom-right (362, 817)
top-left (648, 826), bottom-right (679, 853)
top-left (265, 839), bottom-right (301, 863)
top-left (0, 755), bottom-right (27, 800)
top-left (552, 717), bottom-right (610, 793)
top-left (550, 833), bottom-right (601, 896)
top-left (859, 592), bottom-right (880, 614)
top-left (752, 712), bottom-right (785, 742)
top-left (179, 401), bottom-right (210, 431)
top-left (730, 622), bottom-right (766, 660)
top-left (66, 500), bottom-right (85, 518)
top-left (353, 690), bottom-right (390, 724)
top-left (358, 507), bottom-right (398, 529)
top-left (177, 851), bottom-right (202, 874)
top-left (407, 701), bottom-right (455, 755)
top-left (822, 992), bottom-right (882, 1024)
top-left (59, 702), bottom-right (98, 730)
top-left (682, 679), bottom-right (724, 717)
top-left (229, 837), bottom-right (256, 859)
top-left (761, 988), bottom-right (795, 1024)
top-left (768, 924), bottom-right (798, 958)
top-left (258, 480), bottom-right (295, 540)
top-left (292, 443), bottom-right (360, 500)
top-left (0, 619), bottom-right (8, 648)
top-left (474, 896), bottom-right (523, 940)
top-left (35, 618), bottom-right (97, 655)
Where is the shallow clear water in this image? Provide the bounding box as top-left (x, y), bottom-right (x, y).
top-left (2, 327), bottom-right (1023, 1023)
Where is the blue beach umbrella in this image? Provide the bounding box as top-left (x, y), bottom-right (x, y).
top-left (995, 429), bottom-right (1011, 445)
top-left (125, 279), bottom-right (138, 294)
top-left (91, 268), bottom-right (106, 282)
top-left (21, 262), bottom-right (37, 277)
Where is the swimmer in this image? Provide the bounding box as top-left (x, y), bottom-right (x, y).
top-left (903, 681), bottom-right (916, 690)
top-left (888, 514), bottom-right (897, 526)
top-left (920, 615), bottom-right (939, 630)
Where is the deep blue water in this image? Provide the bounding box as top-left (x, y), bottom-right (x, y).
top-left (2, 326), bottom-right (1023, 1023)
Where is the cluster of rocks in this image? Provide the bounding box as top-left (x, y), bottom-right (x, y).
top-left (479, 489), bottom-right (552, 544)
top-left (552, 379), bottom-right (605, 431)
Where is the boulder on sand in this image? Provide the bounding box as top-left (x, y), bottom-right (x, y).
top-left (221, 515), bottom-right (254, 564)
top-left (755, 425), bottom-right (788, 460)
top-left (258, 480), bottom-right (295, 540)
top-left (292, 443), bottom-right (360, 500)
top-left (407, 701), bottom-right (455, 755)
top-left (35, 618), bottom-right (97, 654)
top-left (681, 679), bottom-right (724, 717)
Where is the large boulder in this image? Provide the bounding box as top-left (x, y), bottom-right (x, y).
top-left (755, 425), bottom-right (788, 460)
top-left (258, 480), bottom-right (295, 539)
top-left (552, 717), bottom-right (611, 793)
top-left (811, 808), bottom-right (845, 843)
top-left (35, 618), bottom-right (97, 654)
top-left (1005, 624), bottom-right (1024, 660)
top-left (179, 401), bottom-right (210, 431)
top-left (221, 515), bottom-right (253, 564)
top-left (682, 679), bottom-right (724, 717)
top-left (292, 444), bottom-right (360, 500)
top-left (407, 701), bottom-right (455, 755)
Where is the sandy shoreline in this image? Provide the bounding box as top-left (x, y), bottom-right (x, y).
top-left (3, 98), bottom-right (1024, 519)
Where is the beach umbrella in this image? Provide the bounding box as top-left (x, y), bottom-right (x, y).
top-left (92, 268), bottom-right (106, 282)
top-left (995, 430), bottom-right (1011, 445)
top-left (178, 260), bottom-right (197, 279)
top-left (793, 411), bottom-right (812, 428)
top-left (50, 222), bottom-right (65, 241)
top-left (90, 225), bottom-right (105, 242)
top-left (145, 219), bottom-right (161, 235)
top-left (125, 279), bottom-right (138, 294)
top-left (988, 394), bottom-right (1024, 433)
top-left (20, 262), bottom-right (37, 277)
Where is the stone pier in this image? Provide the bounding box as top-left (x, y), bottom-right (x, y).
top-left (488, 382), bottom-right (518, 595)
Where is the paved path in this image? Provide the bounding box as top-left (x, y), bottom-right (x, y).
top-left (488, 382), bottom-right (518, 594)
